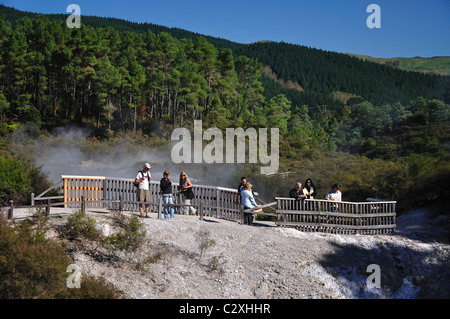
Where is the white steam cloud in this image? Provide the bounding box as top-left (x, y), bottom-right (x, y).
top-left (12, 126), bottom-right (246, 188)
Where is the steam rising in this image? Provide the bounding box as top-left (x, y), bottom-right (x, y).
top-left (12, 126), bottom-right (245, 188)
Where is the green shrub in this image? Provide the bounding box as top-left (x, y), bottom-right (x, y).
top-left (66, 275), bottom-right (123, 299)
top-left (17, 208), bottom-right (50, 244)
top-left (208, 254), bottom-right (225, 274)
top-left (0, 155), bottom-right (32, 204)
top-left (102, 215), bottom-right (147, 256)
top-left (0, 154), bottom-right (53, 205)
top-left (195, 229), bottom-right (216, 260)
top-left (255, 212), bottom-right (277, 222)
top-left (0, 218), bottom-right (71, 298)
top-left (63, 210), bottom-right (103, 243)
top-left (0, 216), bottom-right (122, 299)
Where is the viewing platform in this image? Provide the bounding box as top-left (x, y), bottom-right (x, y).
top-left (5, 175), bottom-right (396, 235)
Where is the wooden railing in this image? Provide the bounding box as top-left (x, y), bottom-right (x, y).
top-left (62, 175), bottom-right (105, 208)
top-left (275, 198), bottom-right (396, 234)
top-left (59, 175), bottom-right (242, 220)
top-left (5, 175), bottom-right (397, 236)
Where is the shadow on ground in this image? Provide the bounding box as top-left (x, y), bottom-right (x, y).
top-left (318, 240), bottom-right (449, 299)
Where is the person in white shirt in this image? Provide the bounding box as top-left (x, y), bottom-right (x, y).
top-left (326, 184), bottom-right (342, 214)
top-left (135, 163), bottom-right (152, 218)
top-left (326, 184), bottom-right (342, 202)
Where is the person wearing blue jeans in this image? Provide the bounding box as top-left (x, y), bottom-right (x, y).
top-left (163, 194), bottom-right (175, 219)
top-left (160, 171), bottom-right (175, 219)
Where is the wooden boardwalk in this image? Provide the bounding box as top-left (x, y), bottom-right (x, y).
top-left (5, 175), bottom-right (396, 235)
top-left (275, 197), bottom-right (396, 235)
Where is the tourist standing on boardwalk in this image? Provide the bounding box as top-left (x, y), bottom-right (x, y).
top-left (177, 172), bottom-right (196, 215)
top-left (160, 171), bottom-right (175, 219)
top-left (326, 184), bottom-right (342, 202)
top-left (303, 178), bottom-right (316, 199)
top-left (326, 184), bottom-right (342, 214)
top-left (135, 163), bottom-right (152, 218)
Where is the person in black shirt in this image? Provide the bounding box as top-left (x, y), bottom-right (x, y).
top-left (236, 177), bottom-right (247, 204)
top-left (290, 182), bottom-right (306, 200)
top-left (177, 172), bottom-right (196, 215)
top-left (160, 171), bottom-right (175, 219)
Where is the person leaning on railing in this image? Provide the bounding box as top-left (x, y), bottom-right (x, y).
top-left (303, 178), bottom-right (316, 199)
top-left (177, 172), bottom-right (196, 215)
top-left (236, 176), bottom-right (247, 204)
top-left (240, 182), bottom-right (257, 225)
top-left (326, 184), bottom-right (342, 202)
top-left (289, 182), bottom-right (307, 211)
top-left (289, 182), bottom-right (306, 201)
top-left (325, 184), bottom-right (342, 217)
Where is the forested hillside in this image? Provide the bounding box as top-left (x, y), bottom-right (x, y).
top-left (0, 14), bottom-right (276, 132)
top-left (347, 54), bottom-right (450, 76)
top-left (1, 4), bottom-right (449, 109)
top-left (0, 6), bottom-right (449, 215)
top-left (234, 41), bottom-right (449, 107)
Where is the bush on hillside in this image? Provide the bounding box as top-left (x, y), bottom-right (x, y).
top-left (0, 214), bottom-right (123, 299)
top-left (102, 214), bottom-right (147, 256)
top-left (0, 154), bottom-right (53, 206)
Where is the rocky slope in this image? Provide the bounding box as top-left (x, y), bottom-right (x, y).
top-left (61, 208), bottom-right (450, 299)
top-left (10, 207), bottom-right (450, 299)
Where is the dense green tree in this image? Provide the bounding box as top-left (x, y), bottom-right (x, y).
top-left (0, 91), bottom-right (9, 123)
top-left (261, 94), bottom-right (291, 134)
top-left (234, 56), bottom-right (265, 126)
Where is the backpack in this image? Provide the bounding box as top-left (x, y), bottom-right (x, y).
top-left (134, 170), bottom-right (146, 188)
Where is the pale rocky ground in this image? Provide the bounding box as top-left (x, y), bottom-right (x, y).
top-left (8, 206), bottom-right (450, 299)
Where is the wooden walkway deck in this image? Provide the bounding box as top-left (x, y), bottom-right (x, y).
top-left (4, 175), bottom-right (396, 235)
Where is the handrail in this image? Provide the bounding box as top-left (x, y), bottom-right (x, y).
top-left (274, 197), bottom-right (397, 204)
top-left (274, 197), bottom-right (397, 235)
top-left (61, 175), bottom-right (238, 192)
top-left (58, 175), bottom-right (242, 220)
top-left (12, 175), bottom-right (398, 235)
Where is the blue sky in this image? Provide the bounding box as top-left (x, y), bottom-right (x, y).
top-left (1, 0), bottom-right (449, 58)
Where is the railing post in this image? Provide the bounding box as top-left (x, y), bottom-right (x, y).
top-left (119, 195), bottom-right (123, 213)
top-left (240, 205), bottom-right (244, 225)
top-left (31, 193), bottom-right (35, 206)
top-left (63, 177), bottom-right (68, 208)
top-left (81, 195), bottom-right (86, 213)
top-left (276, 198), bottom-right (281, 224)
top-left (199, 201), bottom-right (204, 221)
top-left (216, 189), bottom-right (220, 218)
top-left (8, 200), bottom-right (14, 221)
top-left (178, 194), bottom-right (183, 215)
top-left (102, 179), bottom-right (107, 209)
top-left (393, 202), bottom-right (396, 232)
top-left (158, 197), bottom-right (162, 219)
top-left (46, 198), bottom-right (51, 216)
